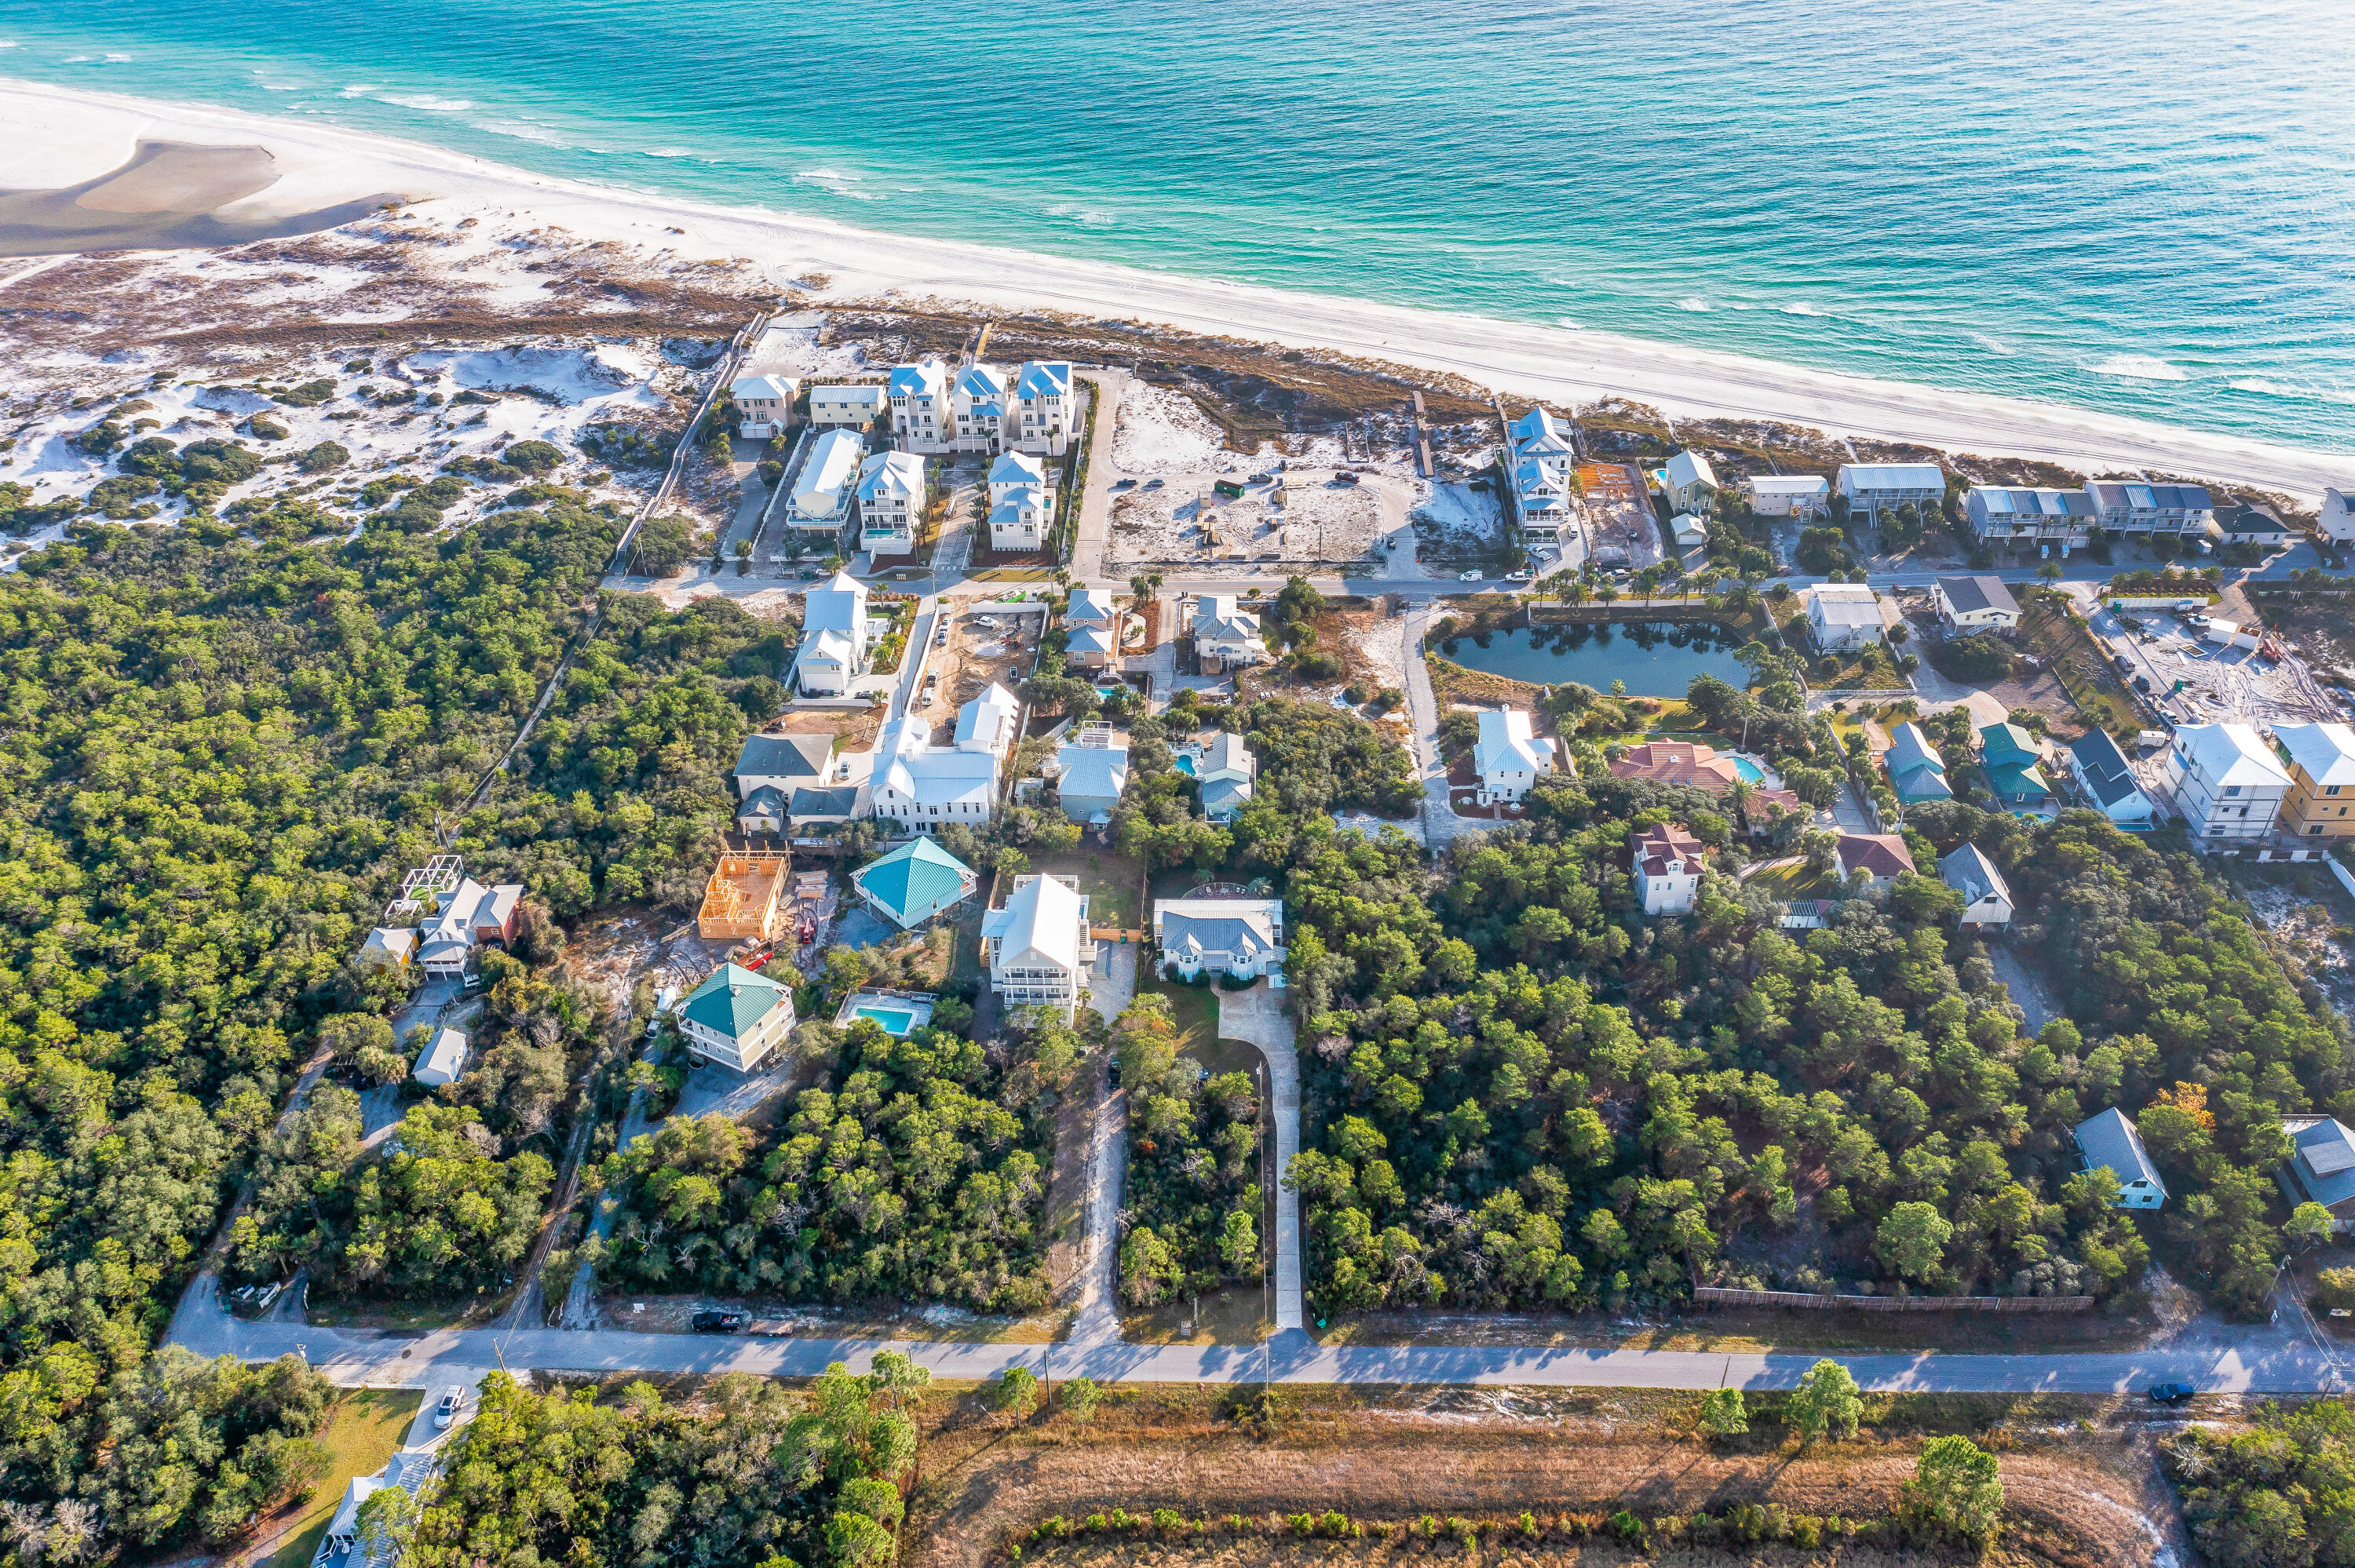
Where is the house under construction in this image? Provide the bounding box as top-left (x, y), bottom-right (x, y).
top-left (696, 850), bottom-right (791, 942)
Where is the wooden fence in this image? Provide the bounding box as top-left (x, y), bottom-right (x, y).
top-left (1692, 1286), bottom-right (2093, 1314)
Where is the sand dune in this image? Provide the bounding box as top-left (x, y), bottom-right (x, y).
top-left (0, 137), bottom-right (403, 254)
top-left (1, 75), bottom-right (2346, 498)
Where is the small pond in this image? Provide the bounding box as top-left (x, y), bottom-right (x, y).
top-left (1435, 620), bottom-right (1750, 698)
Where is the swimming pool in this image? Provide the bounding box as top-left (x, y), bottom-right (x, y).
top-left (1174, 754), bottom-right (1197, 775)
top-left (1732, 757), bottom-right (1766, 783)
top-left (855, 1005), bottom-right (918, 1036)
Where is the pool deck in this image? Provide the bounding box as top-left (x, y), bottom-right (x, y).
top-left (834, 988), bottom-right (936, 1037)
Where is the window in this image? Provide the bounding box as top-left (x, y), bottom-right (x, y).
top-left (2224, 785), bottom-right (2241, 797)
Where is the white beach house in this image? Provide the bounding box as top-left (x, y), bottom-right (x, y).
top-left (982, 873), bottom-right (1095, 1019)
top-left (792, 570), bottom-right (870, 697)
top-left (1505, 407), bottom-right (1576, 540)
top-left (888, 357), bottom-right (951, 452)
top-left (856, 449), bottom-right (926, 559)
top-left (1472, 709), bottom-right (1555, 804)
top-left (679, 961), bottom-right (798, 1074)
top-left (1663, 450), bottom-right (1717, 515)
top-left (1938, 843), bottom-right (2014, 928)
top-left (788, 428), bottom-right (865, 535)
top-left (1964, 486), bottom-right (2095, 555)
top-left (2075, 1108), bottom-right (2167, 1210)
top-left (2083, 481), bottom-right (2214, 542)
top-left (2324, 487), bottom-right (2355, 545)
top-left (1154, 897), bottom-right (1285, 981)
top-left (1932, 574), bottom-right (2021, 632)
top-left (1011, 360), bottom-right (1077, 457)
top-left (1193, 595), bottom-right (1267, 671)
top-left (2163, 722), bottom-right (2291, 841)
top-left (1806, 583), bottom-right (1885, 652)
top-left (1632, 823), bottom-right (1705, 916)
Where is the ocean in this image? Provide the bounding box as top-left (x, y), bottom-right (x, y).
top-left (6, 0), bottom-right (2353, 450)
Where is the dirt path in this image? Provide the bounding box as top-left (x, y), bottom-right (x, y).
top-left (1218, 983), bottom-right (1302, 1331)
top-left (909, 1404), bottom-right (2172, 1568)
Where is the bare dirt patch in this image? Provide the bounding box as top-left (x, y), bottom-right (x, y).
top-left (907, 1387), bottom-right (2178, 1568)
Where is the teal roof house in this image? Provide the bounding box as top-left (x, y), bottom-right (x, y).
top-left (1883, 723), bottom-right (1952, 804)
top-left (1978, 722), bottom-right (2055, 819)
top-left (852, 837), bottom-right (977, 930)
top-left (679, 962), bottom-right (796, 1074)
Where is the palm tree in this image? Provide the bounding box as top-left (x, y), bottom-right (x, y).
top-left (2038, 560), bottom-right (2064, 589)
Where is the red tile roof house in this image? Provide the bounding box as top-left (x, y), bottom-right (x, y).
top-left (1834, 831), bottom-right (1916, 891)
top-left (1608, 741), bottom-right (1806, 830)
top-left (1631, 823), bottom-right (1707, 914)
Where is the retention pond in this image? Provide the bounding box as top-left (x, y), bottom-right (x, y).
top-left (1434, 620), bottom-right (1748, 698)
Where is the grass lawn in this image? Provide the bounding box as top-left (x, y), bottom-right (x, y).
top-left (1139, 975), bottom-right (1219, 1054)
top-left (1031, 851), bottom-right (1143, 931)
top-left (259, 1389), bottom-right (423, 1568)
top-left (1743, 860), bottom-right (1840, 902)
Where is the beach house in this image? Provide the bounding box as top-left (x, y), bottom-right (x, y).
top-left (852, 837), bottom-right (977, 930)
top-left (1939, 842), bottom-right (2013, 928)
top-left (2281, 1115), bottom-right (2355, 1231)
top-left (356, 926), bottom-right (416, 974)
top-left (1011, 360), bottom-right (1077, 457)
top-left (1472, 709), bottom-right (1555, 804)
top-left (886, 357), bottom-right (951, 453)
top-left (1155, 897), bottom-right (1285, 981)
top-left (1931, 574), bottom-right (2020, 632)
top-left (2074, 1109), bottom-right (2167, 1210)
top-left (787, 428), bottom-right (864, 537)
top-left (2324, 487), bottom-right (2355, 545)
top-left (1197, 731), bottom-right (1258, 821)
top-left (1883, 723), bottom-right (1952, 805)
top-left (1964, 486), bottom-right (2095, 555)
top-left (1977, 723), bottom-right (2057, 819)
top-left (2067, 728), bottom-right (2155, 829)
top-left (1505, 407), bottom-right (1576, 539)
top-left (1742, 474), bottom-right (1828, 518)
top-left (411, 1024), bottom-right (469, 1087)
top-left (855, 449), bottom-right (926, 559)
top-left (869, 713), bottom-right (1002, 829)
top-left (951, 362), bottom-right (1010, 454)
top-left (1663, 450), bottom-right (1717, 515)
top-left (981, 874), bottom-right (1095, 1020)
top-left (1835, 462), bottom-right (1944, 518)
top-left (1055, 741), bottom-right (1130, 824)
top-left (1192, 596), bottom-right (1267, 671)
top-left (987, 450), bottom-right (1053, 551)
top-left (955, 681), bottom-right (1021, 761)
top-left (2083, 481), bottom-right (2214, 542)
top-left (678, 961), bottom-right (797, 1074)
top-left (731, 374), bottom-right (799, 439)
top-left (416, 876), bottom-right (524, 980)
top-left (1835, 832), bottom-right (1915, 891)
top-left (1607, 741), bottom-right (1806, 822)
top-left (1806, 584), bottom-right (1885, 652)
top-left (2276, 723), bottom-right (2355, 840)
top-left (2164, 723), bottom-right (2291, 841)
top-left (809, 385), bottom-right (886, 429)
top-left (1632, 823), bottom-right (1706, 915)
top-left (791, 571), bottom-right (869, 697)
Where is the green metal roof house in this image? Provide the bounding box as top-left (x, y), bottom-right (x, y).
top-left (679, 962), bottom-right (796, 1074)
top-left (852, 837), bottom-right (977, 930)
top-left (1978, 722), bottom-right (2056, 819)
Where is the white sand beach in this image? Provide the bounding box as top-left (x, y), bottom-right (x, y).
top-left (4, 77), bottom-right (2348, 499)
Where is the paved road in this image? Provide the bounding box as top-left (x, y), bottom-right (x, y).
top-left (1218, 982), bottom-right (1303, 1331)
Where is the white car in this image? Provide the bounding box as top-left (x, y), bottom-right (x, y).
top-left (435, 1385), bottom-right (463, 1429)
top-left (1459, 570), bottom-right (1484, 582)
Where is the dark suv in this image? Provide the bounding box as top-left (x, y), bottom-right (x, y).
top-left (2148, 1381), bottom-right (2196, 1406)
top-left (691, 1309), bottom-right (748, 1333)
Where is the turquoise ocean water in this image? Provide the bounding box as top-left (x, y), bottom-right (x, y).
top-left (6, 0), bottom-right (2353, 449)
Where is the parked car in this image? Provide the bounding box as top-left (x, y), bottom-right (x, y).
top-left (1334, 471), bottom-right (1360, 486)
top-left (1144, 478), bottom-right (1164, 490)
top-left (1505, 570), bottom-right (1532, 582)
top-left (2134, 675), bottom-right (2152, 693)
top-left (435, 1385), bottom-right (464, 1428)
top-left (692, 1309), bottom-right (749, 1333)
top-left (1111, 478), bottom-right (1135, 490)
top-left (1460, 570), bottom-right (1484, 582)
top-left (2148, 1382), bottom-right (2196, 1406)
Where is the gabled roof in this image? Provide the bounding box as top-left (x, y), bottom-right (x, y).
top-left (1809, 584), bottom-right (1883, 629)
top-left (854, 837), bottom-right (976, 924)
top-left (1065, 624), bottom-right (1115, 656)
top-left (2086, 480), bottom-right (2212, 514)
top-left (1937, 574), bottom-right (2018, 618)
top-left (1885, 723), bottom-right (1944, 779)
top-left (2289, 1117), bottom-right (2355, 1209)
top-left (1160, 906), bottom-right (1280, 961)
top-left (955, 683), bottom-right (1019, 753)
top-left (737, 733), bottom-right (832, 782)
top-left (1980, 722), bottom-right (2042, 767)
top-left (2076, 1107), bottom-right (2166, 1199)
top-left (1665, 450), bottom-right (1717, 492)
top-left (1203, 731), bottom-right (1255, 780)
top-left (990, 450), bottom-right (1048, 487)
top-left (793, 429), bottom-right (864, 513)
top-left (1057, 744), bottom-right (1129, 800)
top-left (1067, 587), bottom-right (1119, 625)
top-left (1200, 775), bottom-right (1254, 815)
top-left (811, 383), bottom-right (886, 407)
top-left (2068, 728), bottom-right (2148, 810)
top-left (1939, 842), bottom-right (2010, 907)
top-left (1631, 822), bottom-right (1705, 878)
top-left (2276, 724), bottom-right (2355, 789)
top-left (413, 1026), bottom-right (469, 1082)
top-left (788, 783), bottom-right (864, 820)
top-left (1473, 709), bottom-right (1551, 775)
top-left (1193, 596), bottom-right (1260, 643)
top-left (739, 783), bottom-right (787, 820)
top-left (1508, 407), bottom-right (1573, 457)
top-left (2175, 723), bottom-right (2292, 789)
top-left (983, 874), bottom-right (1084, 971)
top-left (681, 963), bottom-right (791, 1043)
top-left (956, 362), bottom-right (1008, 399)
top-left (803, 571), bottom-right (867, 635)
top-left (1746, 474), bottom-right (1828, 496)
top-left (1835, 833), bottom-right (1915, 879)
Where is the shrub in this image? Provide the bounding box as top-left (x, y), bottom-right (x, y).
top-left (1699, 1387), bottom-right (1748, 1435)
top-left (1787, 1360), bottom-right (1864, 1444)
top-left (992, 1365), bottom-right (1039, 1415)
top-left (2315, 1267), bottom-right (2355, 1313)
top-left (1058, 1376), bottom-right (1102, 1422)
top-left (1901, 1435), bottom-right (2003, 1544)
top-left (298, 440), bottom-right (350, 472)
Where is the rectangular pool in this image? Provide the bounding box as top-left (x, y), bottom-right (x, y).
top-left (855, 1005), bottom-right (918, 1036)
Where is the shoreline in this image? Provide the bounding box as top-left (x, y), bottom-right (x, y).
top-left (3, 76), bottom-right (2350, 500)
